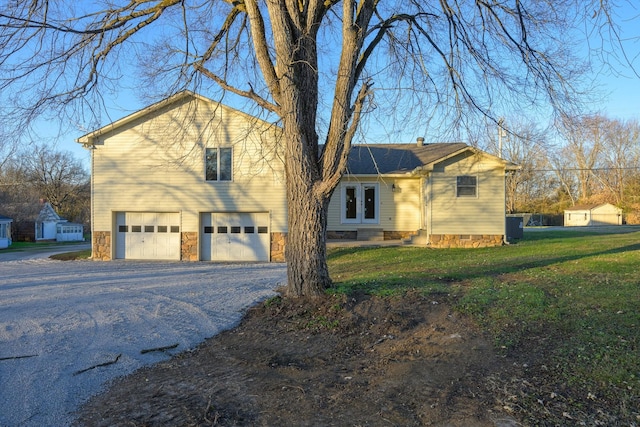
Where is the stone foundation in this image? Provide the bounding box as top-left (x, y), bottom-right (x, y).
top-left (271, 232), bottom-right (287, 262)
top-left (181, 232), bottom-right (198, 261)
top-left (93, 231), bottom-right (111, 260)
top-left (428, 234), bottom-right (504, 248)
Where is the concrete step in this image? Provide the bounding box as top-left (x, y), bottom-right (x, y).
top-left (404, 230), bottom-right (429, 245)
top-left (357, 228), bottom-right (384, 241)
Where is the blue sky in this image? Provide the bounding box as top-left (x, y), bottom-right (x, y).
top-left (53, 3), bottom-right (640, 166)
top-left (61, 70), bottom-right (640, 168)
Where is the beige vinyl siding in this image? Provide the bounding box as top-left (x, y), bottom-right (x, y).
top-left (327, 176), bottom-right (421, 231)
top-left (91, 96), bottom-right (287, 235)
top-left (429, 152), bottom-right (506, 235)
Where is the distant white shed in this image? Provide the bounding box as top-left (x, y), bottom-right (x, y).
top-left (564, 203), bottom-right (622, 227)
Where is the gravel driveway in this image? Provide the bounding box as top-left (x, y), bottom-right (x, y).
top-left (0, 258), bottom-right (286, 426)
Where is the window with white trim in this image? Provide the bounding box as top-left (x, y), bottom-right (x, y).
top-left (205, 147), bottom-right (233, 181)
top-left (456, 175), bottom-right (477, 197)
top-left (341, 183), bottom-right (379, 224)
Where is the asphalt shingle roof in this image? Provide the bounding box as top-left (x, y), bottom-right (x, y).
top-left (345, 143), bottom-right (469, 175)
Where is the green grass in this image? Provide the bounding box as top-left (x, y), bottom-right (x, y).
top-left (50, 250), bottom-right (92, 260)
top-left (328, 230), bottom-right (640, 417)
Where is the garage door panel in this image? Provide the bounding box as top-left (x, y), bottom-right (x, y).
top-left (116, 212), bottom-right (180, 260)
top-left (201, 212), bottom-right (269, 261)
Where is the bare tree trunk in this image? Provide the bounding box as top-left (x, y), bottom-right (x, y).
top-left (284, 165), bottom-right (331, 297)
top-left (280, 103), bottom-right (332, 297)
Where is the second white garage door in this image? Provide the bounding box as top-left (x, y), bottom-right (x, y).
top-left (201, 212), bottom-right (270, 261)
top-left (115, 212), bottom-right (181, 260)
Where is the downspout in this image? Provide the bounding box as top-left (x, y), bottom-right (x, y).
top-left (503, 170), bottom-right (510, 245)
top-left (426, 173), bottom-right (432, 245)
top-left (91, 145), bottom-right (95, 258)
top-left (83, 140), bottom-right (96, 259)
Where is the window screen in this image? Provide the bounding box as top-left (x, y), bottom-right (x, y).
top-left (456, 176), bottom-right (477, 197)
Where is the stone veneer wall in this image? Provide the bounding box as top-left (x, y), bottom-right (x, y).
top-left (270, 232), bottom-right (287, 262)
top-left (181, 232), bottom-right (198, 261)
top-left (93, 231), bottom-right (111, 260)
top-left (429, 234), bottom-right (504, 248)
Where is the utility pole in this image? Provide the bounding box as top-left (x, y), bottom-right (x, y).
top-left (497, 118), bottom-right (507, 158)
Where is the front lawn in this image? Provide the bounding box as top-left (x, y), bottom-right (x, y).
top-left (328, 229), bottom-right (640, 423)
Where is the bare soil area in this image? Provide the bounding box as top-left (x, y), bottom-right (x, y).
top-left (76, 291), bottom-right (530, 426)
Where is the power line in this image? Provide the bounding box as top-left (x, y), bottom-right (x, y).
top-left (519, 166), bottom-right (640, 173)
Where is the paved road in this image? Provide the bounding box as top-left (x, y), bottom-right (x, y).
top-left (523, 225), bottom-right (640, 233)
top-left (0, 242), bottom-right (91, 261)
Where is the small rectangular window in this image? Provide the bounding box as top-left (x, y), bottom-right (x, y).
top-left (258, 226), bottom-right (268, 234)
top-left (244, 226), bottom-right (255, 234)
top-left (205, 147), bottom-right (232, 181)
top-left (157, 225), bottom-right (168, 233)
top-left (144, 225), bottom-right (154, 233)
top-left (170, 226), bottom-right (180, 233)
top-left (456, 176), bottom-right (477, 197)
top-left (204, 226), bottom-right (214, 234)
top-left (230, 226), bottom-right (241, 234)
top-left (132, 225), bottom-right (142, 232)
top-left (119, 225), bottom-right (128, 232)
top-left (218, 226), bottom-right (228, 234)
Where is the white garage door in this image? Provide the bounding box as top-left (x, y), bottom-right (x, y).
top-left (115, 212), bottom-right (181, 260)
top-left (201, 212), bottom-right (270, 261)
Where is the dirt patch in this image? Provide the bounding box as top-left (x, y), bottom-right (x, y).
top-left (76, 292), bottom-right (520, 426)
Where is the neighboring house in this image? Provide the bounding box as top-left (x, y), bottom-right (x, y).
top-left (36, 202), bottom-right (61, 241)
top-left (77, 91), bottom-right (517, 262)
top-left (564, 203), bottom-right (623, 227)
top-left (0, 215), bottom-right (13, 249)
top-left (35, 202), bottom-right (85, 242)
top-left (327, 141), bottom-right (519, 248)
